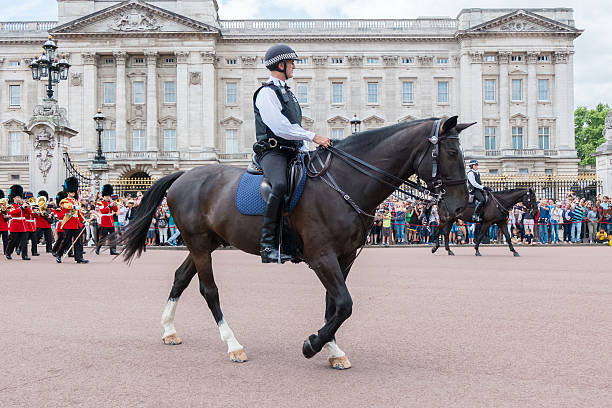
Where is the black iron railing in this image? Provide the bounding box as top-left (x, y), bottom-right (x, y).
top-left (63, 152), bottom-right (92, 189)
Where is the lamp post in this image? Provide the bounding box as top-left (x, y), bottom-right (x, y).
top-left (350, 113), bottom-right (362, 134)
top-left (91, 108), bottom-right (109, 194)
top-left (29, 35), bottom-right (70, 100)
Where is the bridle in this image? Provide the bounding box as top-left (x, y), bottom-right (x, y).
top-left (307, 118), bottom-right (467, 217)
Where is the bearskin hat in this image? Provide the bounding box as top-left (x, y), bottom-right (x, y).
top-left (8, 184), bottom-right (23, 202)
top-left (64, 177), bottom-right (79, 194)
top-left (56, 190), bottom-right (68, 203)
top-left (101, 184), bottom-right (114, 197)
top-left (24, 191), bottom-right (34, 199)
top-left (38, 190), bottom-right (49, 199)
top-left (0, 189), bottom-right (4, 199)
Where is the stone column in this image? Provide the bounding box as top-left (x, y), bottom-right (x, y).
top-left (175, 51), bottom-right (190, 150)
top-left (113, 51), bottom-right (127, 152)
top-left (526, 52), bottom-right (539, 149)
top-left (145, 51), bottom-right (158, 152)
top-left (82, 52), bottom-right (97, 152)
top-left (459, 52), bottom-right (471, 130)
top-left (498, 52), bottom-right (511, 149)
top-left (567, 52), bottom-right (576, 151)
top-left (200, 52), bottom-right (216, 157)
top-left (469, 51), bottom-right (484, 151)
top-left (382, 55), bottom-right (397, 122)
top-left (312, 56), bottom-right (328, 136)
top-left (554, 51), bottom-right (570, 151)
top-left (347, 55), bottom-right (363, 125)
top-left (594, 111), bottom-right (612, 196)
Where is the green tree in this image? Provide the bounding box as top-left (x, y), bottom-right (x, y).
top-left (574, 103), bottom-right (610, 166)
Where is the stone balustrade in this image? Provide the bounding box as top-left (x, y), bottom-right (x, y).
top-left (0, 155), bottom-right (29, 162)
top-left (0, 21), bottom-right (56, 32)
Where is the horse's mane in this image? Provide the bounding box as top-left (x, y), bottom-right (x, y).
top-left (331, 118), bottom-right (436, 151)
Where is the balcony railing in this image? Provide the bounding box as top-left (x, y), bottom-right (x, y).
top-left (0, 21), bottom-right (57, 32)
top-left (0, 154), bottom-right (29, 162)
top-left (220, 18), bottom-right (458, 36)
top-left (483, 149), bottom-right (560, 157)
top-left (103, 151), bottom-right (181, 160)
top-left (218, 153), bottom-right (251, 160)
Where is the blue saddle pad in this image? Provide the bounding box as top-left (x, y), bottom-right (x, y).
top-left (235, 162), bottom-right (307, 216)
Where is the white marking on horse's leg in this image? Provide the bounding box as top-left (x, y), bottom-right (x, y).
top-left (323, 340), bottom-right (346, 360)
top-left (161, 298), bottom-right (178, 338)
top-left (218, 318), bottom-right (243, 353)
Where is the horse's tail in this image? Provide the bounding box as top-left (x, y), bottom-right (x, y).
top-left (118, 171), bottom-right (185, 264)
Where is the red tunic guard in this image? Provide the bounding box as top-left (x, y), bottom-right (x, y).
top-left (98, 200), bottom-right (118, 228)
top-left (8, 204), bottom-right (30, 233)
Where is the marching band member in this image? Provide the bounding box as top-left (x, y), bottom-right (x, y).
top-left (51, 190), bottom-right (67, 257)
top-left (55, 177), bottom-right (89, 264)
top-left (36, 190), bottom-right (55, 254)
top-left (96, 184), bottom-right (119, 256)
top-left (24, 192), bottom-right (40, 257)
top-left (0, 189), bottom-right (9, 255)
top-left (5, 185), bottom-right (31, 260)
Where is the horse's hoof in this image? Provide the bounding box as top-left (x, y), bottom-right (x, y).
top-left (475, 251), bottom-right (482, 257)
top-left (302, 334), bottom-right (318, 359)
top-left (229, 348), bottom-right (248, 363)
top-left (329, 355), bottom-right (352, 370)
top-left (513, 251), bottom-right (520, 257)
top-left (448, 250), bottom-right (455, 256)
top-left (431, 246), bottom-right (438, 253)
top-left (162, 333), bottom-right (182, 345)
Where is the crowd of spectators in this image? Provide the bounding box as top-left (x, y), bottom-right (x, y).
top-left (367, 192), bottom-right (612, 246)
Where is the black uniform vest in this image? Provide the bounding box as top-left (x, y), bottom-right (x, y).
top-left (468, 169), bottom-right (482, 192)
top-left (253, 82), bottom-right (304, 148)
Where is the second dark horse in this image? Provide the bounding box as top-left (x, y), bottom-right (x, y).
top-left (117, 117), bottom-right (472, 369)
top-left (432, 188), bottom-right (538, 257)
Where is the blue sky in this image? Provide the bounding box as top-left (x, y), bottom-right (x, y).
top-left (1, 0), bottom-right (610, 109)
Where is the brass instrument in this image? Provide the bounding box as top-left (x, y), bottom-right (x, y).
top-left (0, 198), bottom-right (8, 212)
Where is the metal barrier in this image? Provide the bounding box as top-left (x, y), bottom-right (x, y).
top-left (482, 173), bottom-right (601, 201)
top-left (63, 153), bottom-right (92, 189)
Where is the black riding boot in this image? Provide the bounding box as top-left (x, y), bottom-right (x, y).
top-left (260, 193), bottom-right (292, 264)
top-left (472, 200), bottom-right (483, 222)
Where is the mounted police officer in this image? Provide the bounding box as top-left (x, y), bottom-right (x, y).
top-left (253, 44), bottom-right (331, 264)
top-left (467, 159), bottom-right (491, 221)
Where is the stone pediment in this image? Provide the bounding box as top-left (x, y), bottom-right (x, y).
top-left (468, 10), bottom-right (581, 35)
top-left (363, 115), bottom-right (385, 127)
top-left (398, 115), bottom-right (417, 123)
top-left (2, 119), bottom-right (25, 129)
top-left (51, 0), bottom-right (219, 35)
top-left (327, 116), bottom-right (349, 126)
top-left (220, 116), bottom-right (243, 127)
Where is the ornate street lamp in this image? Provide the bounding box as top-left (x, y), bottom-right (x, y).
top-left (350, 113), bottom-right (362, 134)
top-left (29, 35), bottom-right (70, 100)
top-left (93, 108), bottom-right (107, 165)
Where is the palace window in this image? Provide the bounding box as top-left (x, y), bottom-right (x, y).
top-left (103, 58), bottom-right (115, 65)
top-left (402, 81), bottom-right (414, 104)
top-left (331, 57), bottom-right (344, 65)
top-left (8, 131), bottom-right (21, 155)
top-left (484, 127), bottom-right (496, 150)
top-left (401, 57), bottom-right (415, 64)
top-left (537, 55), bottom-right (549, 62)
top-left (296, 83), bottom-right (308, 104)
top-left (164, 81), bottom-right (176, 104)
top-left (512, 126), bottom-right (524, 150)
top-left (225, 129), bottom-right (238, 153)
top-left (163, 129), bottom-right (177, 152)
top-left (332, 128), bottom-right (345, 139)
top-left (489, 169), bottom-right (499, 175)
top-left (484, 79), bottom-right (496, 102)
top-left (226, 58), bottom-right (237, 65)
top-left (519, 168), bottom-right (529, 175)
top-left (511, 79), bottom-right (523, 101)
top-left (538, 127), bottom-right (550, 149)
top-left (483, 55), bottom-right (496, 63)
top-left (367, 82), bottom-right (379, 104)
top-left (437, 81), bottom-right (449, 104)
top-left (133, 57), bottom-right (145, 65)
top-left (332, 82), bottom-right (343, 104)
top-left (8, 61), bottom-right (20, 67)
top-left (226, 82), bottom-right (237, 105)
top-left (366, 58), bottom-right (379, 65)
top-left (9, 84), bottom-right (20, 106)
top-left (103, 130), bottom-right (116, 152)
top-left (538, 79), bottom-right (549, 101)
top-left (436, 57), bottom-right (449, 65)
top-left (133, 129), bottom-right (145, 152)
top-left (545, 169), bottom-right (553, 175)
top-left (164, 58), bottom-right (175, 64)
top-left (133, 81), bottom-right (145, 104)
top-left (103, 82), bottom-right (115, 105)
top-left (295, 58), bottom-right (308, 65)
top-left (511, 55), bottom-right (523, 62)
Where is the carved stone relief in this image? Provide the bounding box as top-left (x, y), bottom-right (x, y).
top-left (312, 56), bottom-right (328, 66)
top-left (417, 55), bottom-right (434, 66)
top-left (526, 51), bottom-right (540, 64)
top-left (189, 71), bottom-right (201, 85)
top-left (553, 52), bottom-right (569, 64)
top-left (200, 51), bottom-right (215, 64)
top-left (81, 52), bottom-right (96, 65)
top-left (469, 51), bottom-right (484, 64)
top-left (174, 51), bottom-right (189, 64)
top-left (346, 56), bottom-right (363, 66)
top-left (240, 56), bottom-right (256, 66)
top-left (32, 127), bottom-right (56, 183)
top-left (31, 99), bottom-right (69, 128)
top-left (70, 72), bottom-right (82, 87)
top-left (109, 10), bottom-right (162, 32)
top-left (382, 55), bottom-right (398, 66)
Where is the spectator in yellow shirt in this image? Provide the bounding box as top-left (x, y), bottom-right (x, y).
top-left (382, 209), bottom-right (392, 247)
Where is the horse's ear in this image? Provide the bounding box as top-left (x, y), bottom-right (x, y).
top-left (456, 122), bottom-right (477, 133)
top-left (441, 116), bottom-right (458, 134)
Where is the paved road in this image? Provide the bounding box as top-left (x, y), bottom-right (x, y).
top-left (1, 246), bottom-right (611, 407)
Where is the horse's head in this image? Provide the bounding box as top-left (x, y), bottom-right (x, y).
top-left (417, 116), bottom-right (474, 219)
top-left (523, 187), bottom-right (538, 217)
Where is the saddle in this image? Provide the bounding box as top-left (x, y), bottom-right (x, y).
top-left (247, 153), bottom-right (305, 205)
top-left (468, 190), bottom-right (490, 205)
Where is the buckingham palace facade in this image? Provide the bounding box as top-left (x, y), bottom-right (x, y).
top-left (0, 0), bottom-right (582, 187)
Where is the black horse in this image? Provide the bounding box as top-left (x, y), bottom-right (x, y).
top-left (432, 188), bottom-right (538, 257)
top-left (118, 116), bottom-right (472, 369)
